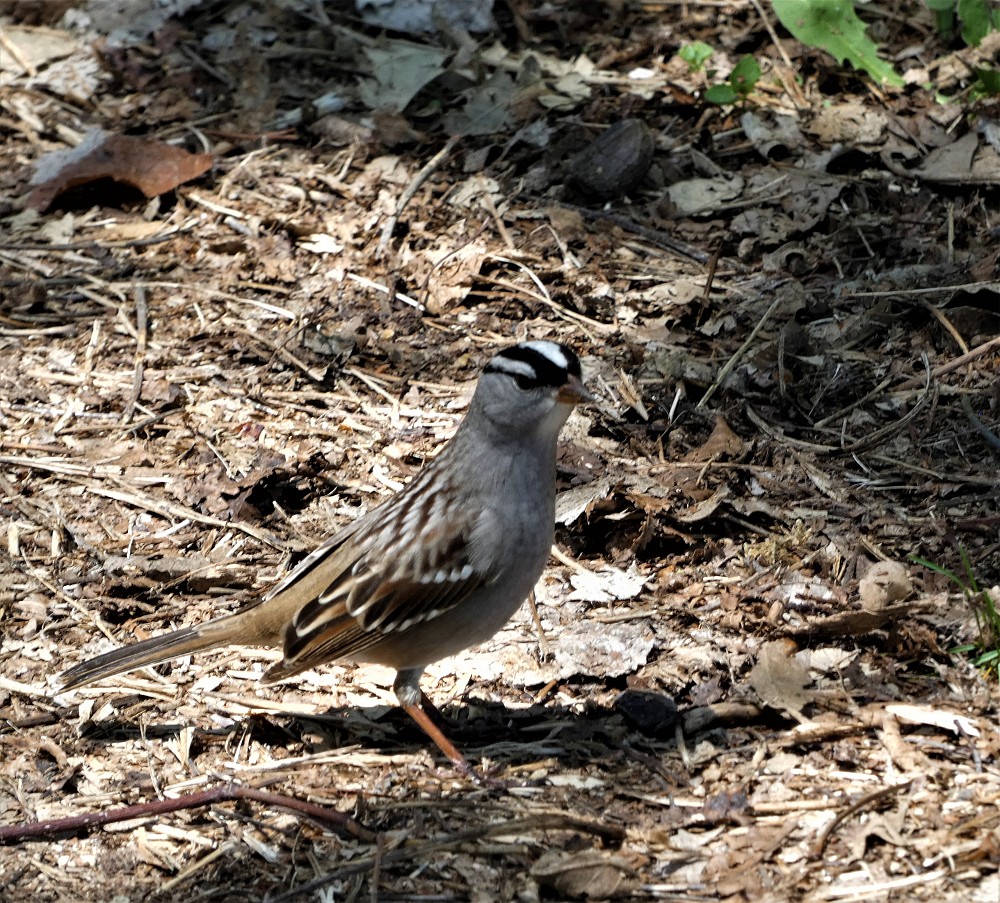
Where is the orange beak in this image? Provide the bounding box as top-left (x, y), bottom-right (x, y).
top-left (556, 374), bottom-right (593, 405)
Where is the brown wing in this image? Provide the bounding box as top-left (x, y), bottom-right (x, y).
top-left (261, 488), bottom-right (495, 682)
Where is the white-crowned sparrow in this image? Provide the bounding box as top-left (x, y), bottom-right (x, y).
top-left (60, 340), bottom-right (590, 773)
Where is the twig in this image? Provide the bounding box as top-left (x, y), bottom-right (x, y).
top-left (698, 295), bottom-right (782, 409)
top-left (747, 355), bottom-right (932, 457)
top-left (233, 324), bottom-right (327, 383)
top-left (921, 297), bottom-right (968, 356)
top-left (0, 481), bottom-right (118, 638)
top-left (122, 285), bottom-right (148, 423)
top-left (550, 202), bottom-right (712, 265)
top-left (920, 298), bottom-right (1000, 452)
top-left (480, 257), bottom-right (614, 332)
top-left (0, 455), bottom-right (285, 549)
top-left (961, 394), bottom-right (1000, 452)
top-left (158, 841), bottom-right (235, 895)
top-left (378, 136), bottom-right (459, 256)
top-left (0, 784), bottom-right (375, 845)
top-left (894, 333), bottom-right (1000, 390)
top-left (0, 25), bottom-right (35, 76)
top-left (344, 271), bottom-right (424, 310)
top-left (477, 178), bottom-right (515, 251)
top-left (749, 0), bottom-right (795, 70)
top-left (843, 280), bottom-right (1000, 300)
top-left (701, 246), bottom-right (721, 300)
top-left (370, 831), bottom-right (386, 903)
top-left (812, 373), bottom-right (895, 429)
top-left (810, 780), bottom-right (915, 859)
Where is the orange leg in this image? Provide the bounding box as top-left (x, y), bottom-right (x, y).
top-left (394, 670), bottom-right (506, 785)
top-left (399, 693), bottom-right (473, 776)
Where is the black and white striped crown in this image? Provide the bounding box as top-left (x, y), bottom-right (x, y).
top-left (484, 341), bottom-right (581, 390)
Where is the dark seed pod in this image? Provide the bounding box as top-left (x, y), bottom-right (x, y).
top-left (568, 119), bottom-right (654, 200)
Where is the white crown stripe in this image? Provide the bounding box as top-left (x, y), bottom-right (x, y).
top-left (521, 340), bottom-right (570, 370)
top-left (487, 356), bottom-right (540, 379)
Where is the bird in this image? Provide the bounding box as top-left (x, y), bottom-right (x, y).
top-left (59, 340), bottom-right (591, 776)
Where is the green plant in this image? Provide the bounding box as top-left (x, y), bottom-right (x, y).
top-left (771, 0), bottom-right (905, 87)
top-left (912, 548), bottom-right (1000, 678)
top-left (678, 41), bottom-right (714, 72)
top-left (926, 0), bottom-right (999, 45)
top-left (971, 67), bottom-right (1000, 98)
top-left (704, 55), bottom-right (762, 105)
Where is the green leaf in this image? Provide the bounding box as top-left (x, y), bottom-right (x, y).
top-left (679, 41), bottom-right (714, 71)
top-left (974, 67), bottom-right (1000, 95)
top-left (704, 84), bottom-right (738, 104)
top-left (771, 0), bottom-right (905, 87)
top-left (959, 0), bottom-right (994, 45)
top-left (731, 55), bottom-right (762, 95)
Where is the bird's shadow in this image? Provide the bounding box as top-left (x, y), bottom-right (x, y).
top-left (73, 693), bottom-right (673, 772)
top-left (296, 697), bottom-right (627, 765)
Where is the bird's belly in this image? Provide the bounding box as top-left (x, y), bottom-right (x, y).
top-left (349, 562), bottom-right (544, 671)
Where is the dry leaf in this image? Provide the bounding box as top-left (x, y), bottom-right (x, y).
top-left (531, 850), bottom-right (634, 900)
top-left (687, 415), bottom-right (746, 461)
top-left (885, 704), bottom-right (982, 737)
top-left (749, 640), bottom-right (814, 722)
top-left (666, 174), bottom-right (744, 216)
top-left (741, 110), bottom-right (804, 157)
top-left (555, 475), bottom-right (613, 525)
top-left (0, 25), bottom-right (77, 71)
top-left (28, 129), bottom-right (213, 211)
top-left (675, 485), bottom-right (731, 523)
top-left (553, 620), bottom-right (655, 679)
top-left (567, 563), bottom-right (647, 603)
top-left (912, 131), bottom-right (1000, 184)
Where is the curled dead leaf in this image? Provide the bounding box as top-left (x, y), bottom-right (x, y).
top-left (614, 688), bottom-right (678, 735)
top-left (531, 850), bottom-right (635, 900)
top-left (859, 560), bottom-right (913, 613)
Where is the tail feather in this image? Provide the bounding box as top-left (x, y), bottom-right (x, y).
top-left (58, 615), bottom-right (245, 690)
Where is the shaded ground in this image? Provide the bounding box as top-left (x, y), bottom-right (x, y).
top-left (1, 1), bottom-right (998, 900)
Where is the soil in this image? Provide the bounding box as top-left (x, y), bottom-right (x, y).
top-left (1, 1), bottom-right (998, 901)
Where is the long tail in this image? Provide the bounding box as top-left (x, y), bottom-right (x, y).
top-left (58, 614), bottom-right (249, 690)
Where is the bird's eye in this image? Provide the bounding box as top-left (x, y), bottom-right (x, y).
top-left (514, 374), bottom-right (537, 390)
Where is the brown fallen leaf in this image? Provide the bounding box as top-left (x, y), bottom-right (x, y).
top-left (748, 639), bottom-right (815, 722)
top-left (674, 483), bottom-right (730, 523)
top-left (28, 129), bottom-right (213, 211)
top-left (685, 414), bottom-right (746, 461)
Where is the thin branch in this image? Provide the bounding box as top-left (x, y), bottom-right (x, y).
top-left (378, 136), bottom-right (459, 256)
top-left (0, 784), bottom-right (375, 845)
top-left (811, 780), bottom-right (915, 859)
top-left (698, 295), bottom-right (782, 410)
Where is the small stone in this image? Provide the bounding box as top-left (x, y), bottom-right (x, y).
top-left (614, 688), bottom-right (677, 735)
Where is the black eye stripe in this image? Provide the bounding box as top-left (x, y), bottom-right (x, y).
top-left (485, 344), bottom-right (581, 389)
